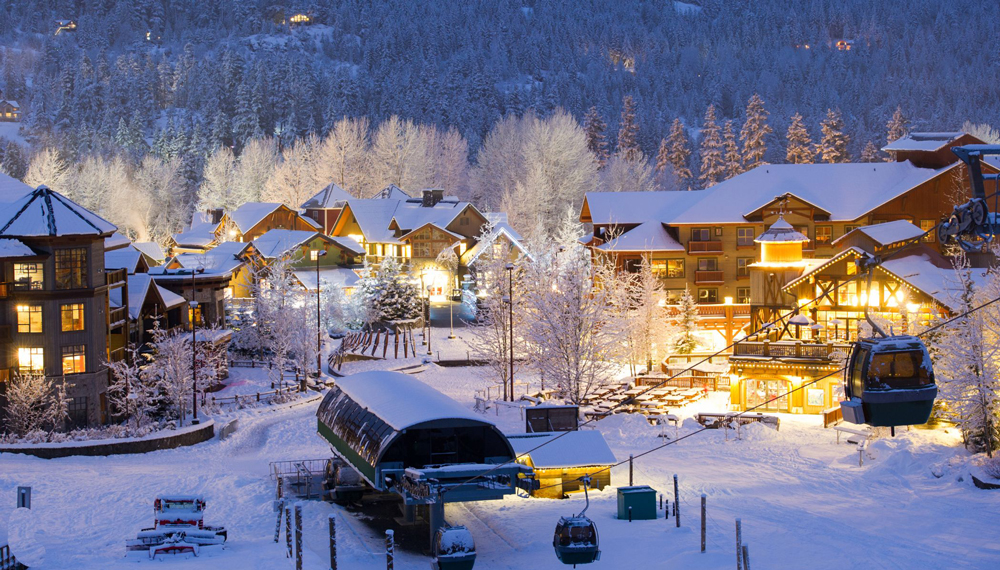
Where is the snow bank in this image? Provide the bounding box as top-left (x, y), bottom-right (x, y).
top-left (7, 508), bottom-right (45, 566)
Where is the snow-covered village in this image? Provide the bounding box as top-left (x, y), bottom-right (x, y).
top-left (2, 2), bottom-right (1000, 569)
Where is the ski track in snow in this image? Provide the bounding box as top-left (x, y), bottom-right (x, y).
top-left (2, 362), bottom-right (1000, 569)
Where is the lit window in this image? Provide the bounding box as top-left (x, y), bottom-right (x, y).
top-left (698, 288), bottom-right (718, 303)
top-left (55, 248), bottom-right (88, 289)
top-left (815, 226), bottom-right (833, 245)
top-left (18, 347), bottom-right (44, 375)
top-left (13, 262), bottom-right (44, 290)
top-left (920, 219), bottom-right (936, 242)
top-left (667, 259), bottom-right (684, 278)
top-left (310, 250), bottom-right (319, 261)
top-left (651, 260), bottom-right (667, 278)
top-left (61, 345), bottom-right (86, 375)
top-left (16, 305), bottom-right (43, 333)
top-left (61, 303), bottom-right (85, 331)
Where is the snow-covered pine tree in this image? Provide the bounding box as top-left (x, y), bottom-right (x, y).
top-left (886, 106), bottom-right (909, 144)
top-left (740, 94), bottom-right (772, 171)
top-left (698, 104), bottom-right (725, 188)
top-left (656, 138), bottom-right (670, 173)
top-left (936, 257), bottom-right (1000, 456)
top-left (860, 141), bottom-right (881, 163)
top-left (785, 112), bottom-right (815, 164)
top-left (722, 120), bottom-right (742, 180)
top-left (617, 95), bottom-right (641, 162)
top-left (673, 288), bottom-right (699, 354)
top-left (106, 345), bottom-right (157, 430)
top-left (584, 106), bottom-right (610, 168)
top-left (356, 257), bottom-right (421, 323)
top-left (664, 118), bottom-right (693, 182)
top-left (2, 373), bottom-right (70, 437)
top-left (144, 322), bottom-right (193, 424)
top-left (819, 108), bottom-right (851, 163)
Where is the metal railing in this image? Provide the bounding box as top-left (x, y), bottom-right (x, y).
top-left (1, 544), bottom-right (25, 570)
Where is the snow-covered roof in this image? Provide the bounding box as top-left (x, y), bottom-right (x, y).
top-left (104, 232), bottom-right (132, 251)
top-left (158, 242), bottom-right (248, 278)
top-left (582, 190), bottom-right (707, 226)
top-left (755, 216), bottom-right (809, 243)
top-left (133, 241), bottom-right (166, 262)
top-left (597, 221), bottom-right (684, 252)
top-left (783, 247), bottom-right (867, 291)
top-left (228, 202), bottom-right (284, 233)
top-left (879, 249), bottom-right (986, 312)
top-left (390, 200), bottom-right (472, 234)
top-left (342, 199), bottom-right (404, 244)
top-left (104, 247), bottom-right (144, 274)
top-left (0, 172), bottom-right (32, 204)
top-left (110, 273), bottom-right (186, 320)
top-left (507, 431), bottom-right (617, 468)
top-left (882, 132), bottom-right (966, 153)
top-left (0, 238), bottom-right (36, 258)
top-left (671, 162), bottom-right (953, 224)
top-left (462, 224), bottom-right (529, 266)
top-left (172, 222), bottom-right (218, 248)
top-left (371, 184), bottom-right (410, 200)
top-left (331, 371), bottom-right (492, 431)
top-left (254, 229), bottom-right (324, 259)
top-left (0, 185), bottom-right (117, 238)
top-left (832, 220), bottom-right (926, 247)
top-left (397, 221), bottom-right (465, 242)
top-left (330, 236), bottom-right (365, 256)
top-left (292, 267), bottom-right (361, 290)
top-left (302, 182), bottom-right (353, 209)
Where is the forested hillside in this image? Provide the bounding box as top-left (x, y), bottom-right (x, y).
top-left (0, 0), bottom-right (997, 241)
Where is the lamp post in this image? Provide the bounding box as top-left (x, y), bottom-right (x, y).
top-left (190, 266), bottom-right (205, 425)
top-left (315, 250), bottom-right (327, 379)
top-left (506, 262), bottom-right (514, 402)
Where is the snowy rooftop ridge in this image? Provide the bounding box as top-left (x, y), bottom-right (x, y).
top-left (0, 185), bottom-right (117, 238)
top-left (227, 202), bottom-right (285, 234)
top-left (882, 131), bottom-right (967, 152)
top-left (755, 215), bottom-right (809, 243)
top-left (597, 220), bottom-right (684, 252)
top-left (302, 182), bottom-right (353, 209)
top-left (332, 371), bottom-right (494, 431)
top-left (833, 219), bottom-right (926, 247)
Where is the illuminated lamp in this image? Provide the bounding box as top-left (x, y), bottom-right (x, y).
top-left (724, 296), bottom-right (734, 305)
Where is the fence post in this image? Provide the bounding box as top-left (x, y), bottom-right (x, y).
top-left (629, 454), bottom-right (634, 486)
top-left (385, 529), bottom-right (394, 570)
top-left (329, 515), bottom-right (337, 570)
top-left (742, 544), bottom-right (751, 570)
top-left (736, 518), bottom-right (743, 570)
top-left (295, 505), bottom-right (303, 570)
top-left (673, 474), bottom-right (680, 527)
top-left (628, 506), bottom-right (632, 522)
top-left (274, 499), bottom-right (284, 543)
top-left (701, 494), bottom-right (706, 553)
top-left (285, 505), bottom-right (292, 558)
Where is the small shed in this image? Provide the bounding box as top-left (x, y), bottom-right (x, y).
top-left (526, 404), bottom-right (579, 433)
top-left (617, 486), bottom-right (657, 520)
top-left (508, 431), bottom-right (616, 499)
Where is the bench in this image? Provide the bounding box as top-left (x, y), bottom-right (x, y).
top-left (834, 425), bottom-right (870, 444)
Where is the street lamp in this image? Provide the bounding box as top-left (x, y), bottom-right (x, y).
top-left (506, 262), bottom-right (514, 402)
top-left (314, 250), bottom-right (327, 380)
top-left (190, 265), bottom-right (205, 425)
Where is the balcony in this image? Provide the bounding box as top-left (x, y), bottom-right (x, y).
top-left (105, 268), bottom-right (127, 286)
top-left (687, 240), bottom-right (723, 254)
top-left (694, 270), bottom-right (724, 284)
top-left (732, 340), bottom-right (852, 359)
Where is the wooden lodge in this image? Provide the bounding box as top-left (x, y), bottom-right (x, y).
top-left (509, 431), bottom-right (616, 499)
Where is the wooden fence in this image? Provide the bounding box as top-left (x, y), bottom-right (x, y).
top-left (0, 544), bottom-right (24, 570)
top-left (208, 385), bottom-right (299, 408)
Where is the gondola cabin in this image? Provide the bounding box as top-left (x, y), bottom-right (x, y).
top-left (840, 336), bottom-right (937, 427)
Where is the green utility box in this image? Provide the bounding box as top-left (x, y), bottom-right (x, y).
top-left (617, 485), bottom-right (657, 520)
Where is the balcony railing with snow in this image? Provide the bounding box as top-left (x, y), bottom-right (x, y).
top-left (687, 240), bottom-right (724, 254)
top-left (732, 340), bottom-right (851, 360)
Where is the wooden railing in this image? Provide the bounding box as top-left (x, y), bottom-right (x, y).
top-left (105, 267), bottom-right (127, 286)
top-left (687, 240), bottom-right (723, 254)
top-left (732, 341), bottom-right (852, 359)
top-left (694, 270), bottom-right (724, 284)
top-left (109, 306), bottom-right (127, 327)
top-left (1, 543), bottom-right (24, 570)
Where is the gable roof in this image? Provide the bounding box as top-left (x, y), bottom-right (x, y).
top-left (254, 229), bottom-right (324, 259)
top-left (581, 190), bottom-right (707, 226)
top-left (228, 202), bottom-right (285, 233)
top-left (462, 224), bottom-right (530, 266)
top-left (397, 221), bottom-right (465, 243)
top-left (172, 222), bottom-right (218, 248)
top-left (390, 200), bottom-right (475, 234)
top-left (832, 220), bottom-right (926, 248)
top-left (340, 199), bottom-right (403, 243)
top-left (597, 221), bottom-right (684, 252)
top-left (882, 132), bottom-right (966, 153)
top-left (104, 246), bottom-right (146, 274)
top-left (159, 241), bottom-right (249, 278)
top-left (371, 184), bottom-right (410, 200)
top-left (330, 236), bottom-right (365, 256)
top-left (507, 431), bottom-right (616, 468)
top-left (104, 232), bottom-right (132, 251)
top-left (670, 161), bottom-right (955, 224)
top-left (110, 273), bottom-right (186, 320)
top-left (292, 267), bottom-right (361, 291)
top-left (302, 182), bottom-right (353, 209)
top-left (0, 185), bottom-right (117, 238)
top-left (133, 241), bottom-right (166, 262)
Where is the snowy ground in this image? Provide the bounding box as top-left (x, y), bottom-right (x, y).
top-left (3, 348), bottom-right (1000, 569)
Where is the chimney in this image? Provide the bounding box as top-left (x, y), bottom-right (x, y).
top-left (422, 189), bottom-right (444, 207)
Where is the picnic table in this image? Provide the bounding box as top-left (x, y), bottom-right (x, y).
top-left (663, 395), bottom-right (686, 406)
top-left (695, 412), bottom-right (780, 430)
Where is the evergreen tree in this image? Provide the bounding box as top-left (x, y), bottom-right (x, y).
top-left (886, 106), bottom-right (909, 144)
top-left (673, 288), bottom-right (699, 354)
top-left (860, 141), bottom-right (881, 163)
top-left (1, 140), bottom-right (27, 180)
top-left (584, 106), bottom-right (609, 168)
top-left (722, 120), bottom-right (742, 179)
top-left (785, 113), bottom-right (815, 164)
top-left (819, 108), bottom-right (851, 163)
top-left (355, 257), bottom-right (421, 322)
top-left (740, 93), bottom-right (772, 171)
top-left (698, 104), bottom-right (725, 188)
top-left (662, 118), bottom-right (693, 182)
top-left (617, 95), bottom-right (641, 162)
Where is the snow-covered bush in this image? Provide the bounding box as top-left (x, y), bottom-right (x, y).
top-left (355, 257), bottom-right (421, 323)
top-left (673, 288), bottom-right (700, 354)
top-left (143, 323), bottom-right (193, 424)
top-left (2, 374), bottom-right (71, 437)
top-left (984, 455), bottom-right (1000, 479)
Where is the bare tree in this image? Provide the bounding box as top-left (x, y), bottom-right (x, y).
top-left (144, 322), bottom-right (193, 424)
top-left (318, 116), bottom-right (371, 197)
top-left (2, 374), bottom-right (71, 437)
